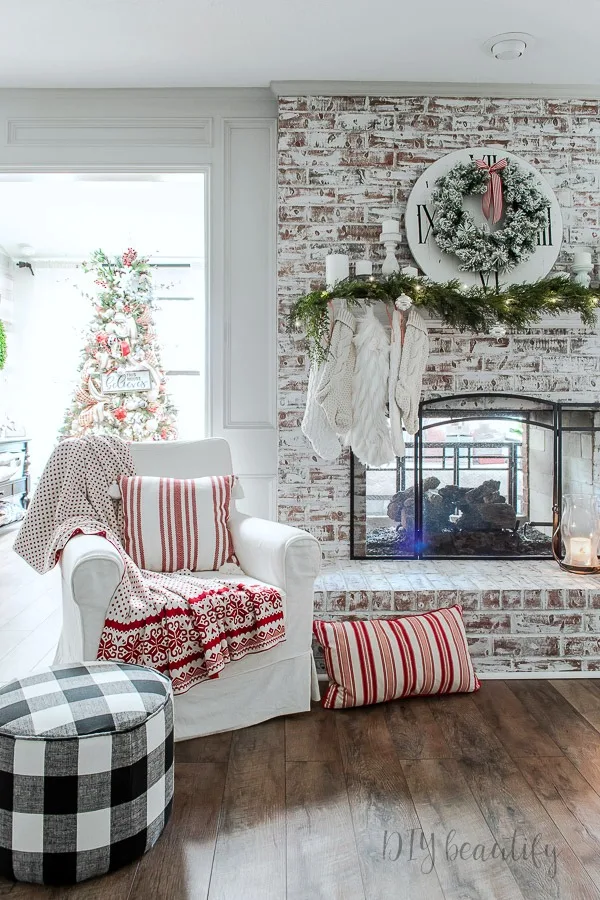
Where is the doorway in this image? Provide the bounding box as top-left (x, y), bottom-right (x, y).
top-left (0, 173), bottom-right (206, 481)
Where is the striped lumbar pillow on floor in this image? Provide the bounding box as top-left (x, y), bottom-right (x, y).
top-left (119, 474), bottom-right (238, 572)
top-left (313, 605), bottom-right (480, 709)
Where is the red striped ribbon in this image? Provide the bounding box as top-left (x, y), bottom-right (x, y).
top-left (475, 157), bottom-right (507, 225)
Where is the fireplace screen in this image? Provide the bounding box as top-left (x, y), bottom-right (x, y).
top-left (350, 394), bottom-right (600, 559)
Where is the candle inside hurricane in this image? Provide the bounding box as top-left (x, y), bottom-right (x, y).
top-left (565, 537), bottom-right (595, 568)
top-left (557, 493), bottom-right (600, 573)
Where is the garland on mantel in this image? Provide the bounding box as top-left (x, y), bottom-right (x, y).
top-left (288, 274), bottom-right (600, 363)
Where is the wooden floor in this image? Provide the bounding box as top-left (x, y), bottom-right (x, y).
top-left (6, 530), bottom-right (600, 897)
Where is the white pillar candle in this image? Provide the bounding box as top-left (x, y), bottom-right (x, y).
top-left (566, 536), bottom-right (594, 568)
top-left (355, 260), bottom-right (373, 276)
top-left (573, 250), bottom-right (593, 268)
top-left (325, 254), bottom-right (349, 288)
top-left (401, 265), bottom-right (419, 278)
top-left (381, 219), bottom-right (401, 236)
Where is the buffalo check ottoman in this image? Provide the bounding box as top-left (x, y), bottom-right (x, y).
top-left (0, 661), bottom-right (174, 885)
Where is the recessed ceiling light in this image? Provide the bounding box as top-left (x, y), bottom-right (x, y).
top-left (483, 32), bottom-right (534, 61)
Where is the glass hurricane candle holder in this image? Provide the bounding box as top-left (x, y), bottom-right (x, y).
top-left (554, 493), bottom-right (600, 574)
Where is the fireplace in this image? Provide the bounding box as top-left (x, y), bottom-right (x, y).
top-left (350, 394), bottom-right (600, 560)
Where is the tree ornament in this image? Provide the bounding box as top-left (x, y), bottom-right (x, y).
top-left (431, 158), bottom-right (550, 277)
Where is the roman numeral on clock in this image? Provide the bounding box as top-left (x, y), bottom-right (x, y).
top-left (416, 203), bottom-right (435, 244)
top-left (536, 207), bottom-right (553, 246)
top-left (469, 152), bottom-right (499, 166)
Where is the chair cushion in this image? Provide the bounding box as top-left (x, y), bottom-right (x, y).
top-left (313, 605), bottom-right (480, 709)
top-left (119, 473), bottom-right (238, 572)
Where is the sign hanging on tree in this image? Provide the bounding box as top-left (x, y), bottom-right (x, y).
top-left (405, 147), bottom-right (562, 287)
top-left (101, 369), bottom-right (153, 394)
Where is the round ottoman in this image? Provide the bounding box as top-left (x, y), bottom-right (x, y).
top-left (0, 661), bottom-right (174, 885)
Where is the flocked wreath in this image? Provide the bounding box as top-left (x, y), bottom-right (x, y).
top-left (432, 158), bottom-right (550, 277)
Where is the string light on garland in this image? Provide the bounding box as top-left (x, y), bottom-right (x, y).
top-left (288, 273), bottom-right (600, 363)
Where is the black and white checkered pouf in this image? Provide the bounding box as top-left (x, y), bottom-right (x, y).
top-left (0, 662), bottom-right (174, 884)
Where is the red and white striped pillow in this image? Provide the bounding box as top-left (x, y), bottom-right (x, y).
top-left (313, 606), bottom-right (479, 709)
top-left (118, 474), bottom-right (237, 573)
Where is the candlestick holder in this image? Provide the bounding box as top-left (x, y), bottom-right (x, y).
top-left (572, 262), bottom-right (593, 288)
top-left (380, 229), bottom-right (401, 275)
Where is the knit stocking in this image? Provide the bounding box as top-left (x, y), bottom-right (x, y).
top-left (301, 361), bottom-right (342, 461)
top-left (388, 307), bottom-right (405, 458)
top-left (316, 299), bottom-right (356, 433)
top-left (349, 307), bottom-right (393, 467)
top-left (394, 308), bottom-right (429, 435)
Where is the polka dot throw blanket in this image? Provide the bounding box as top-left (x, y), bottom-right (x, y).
top-left (14, 436), bottom-right (284, 694)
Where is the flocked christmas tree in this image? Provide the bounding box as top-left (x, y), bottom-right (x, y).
top-left (60, 248), bottom-right (178, 442)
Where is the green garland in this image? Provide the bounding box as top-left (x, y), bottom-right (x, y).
top-left (288, 274), bottom-right (599, 363)
top-left (432, 159), bottom-right (550, 275)
top-left (0, 320), bottom-right (5, 371)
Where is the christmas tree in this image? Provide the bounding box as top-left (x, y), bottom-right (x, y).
top-left (60, 248), bottom-right (178, 442)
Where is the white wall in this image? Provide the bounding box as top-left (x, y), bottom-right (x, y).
top-left (0, 88), bottom-right (278, 518)
top-left (11, 264), bottom-right (91, 477)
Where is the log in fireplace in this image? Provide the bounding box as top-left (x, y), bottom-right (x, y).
top-left (350, 394), bottom-right (600, 560)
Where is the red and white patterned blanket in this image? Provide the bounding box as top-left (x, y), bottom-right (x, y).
top-left (14, 436), bottom-right (285, 694)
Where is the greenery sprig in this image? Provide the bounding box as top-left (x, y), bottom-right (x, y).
top-left (288, 274), bottom-right (600, 363)
top-left (0, 320), bottom-right (6, 371)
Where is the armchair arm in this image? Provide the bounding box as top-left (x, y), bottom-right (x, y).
top-left (61, 534), bottom-right (124, 610)
top-left (228, 513), bottom-right (321, 593)
top-left (59, 534), bottom-right (125, 660)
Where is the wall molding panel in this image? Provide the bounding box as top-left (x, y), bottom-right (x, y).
top-left (7, 117), bottom-right (213, 147)
top-left (222, 118), bottom-right (277, 432)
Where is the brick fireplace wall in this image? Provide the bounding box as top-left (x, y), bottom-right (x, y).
top-left (277, 94), bottom-right (600, 558)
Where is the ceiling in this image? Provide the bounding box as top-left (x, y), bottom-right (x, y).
top-left (1, 0), bottom-right (599, 88)
top-left (0, 176), bottom-right (205, 260)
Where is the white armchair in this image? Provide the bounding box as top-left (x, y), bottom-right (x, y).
top-left (57, 438), bottom-right (321, 741)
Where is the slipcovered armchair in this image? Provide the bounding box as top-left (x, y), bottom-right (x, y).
top-left (57, 438), bottom-right (321, 741)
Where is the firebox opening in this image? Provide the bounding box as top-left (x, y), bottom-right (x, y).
top-left (351, 394), bottom-right (600, 560)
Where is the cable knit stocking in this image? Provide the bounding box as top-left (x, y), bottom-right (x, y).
top-left (348, 307), bottom-right (394, 467)
top-left (316, 299), bottom-right (356, 433)
top-left (388, 307), bottom-right (405, 458)
top-left (394, 308), bottom-right (429, 435)
top-left (301, 361), bottom-right (342, 461)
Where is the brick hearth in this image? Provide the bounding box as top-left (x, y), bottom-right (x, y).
top-left (313, 560), bottom-right (600, 675)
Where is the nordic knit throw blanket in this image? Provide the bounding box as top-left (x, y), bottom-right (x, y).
top-left (13, 435), bottom-right (285, 695)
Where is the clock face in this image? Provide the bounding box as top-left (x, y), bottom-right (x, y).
top-left (405, 147), bottom-right (563, 286)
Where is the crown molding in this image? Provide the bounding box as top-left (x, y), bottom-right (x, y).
top-left (270, 80), bottom-right (600, 99)
top-left (0, 87), bottom-right (273, 101)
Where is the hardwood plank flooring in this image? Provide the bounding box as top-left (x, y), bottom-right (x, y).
top-left (6, 529), bottom-right (600, 896)
top-left (286, 760), bottom-right (364, 900)
top-left (207, 720), bottom-right (286, 900)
